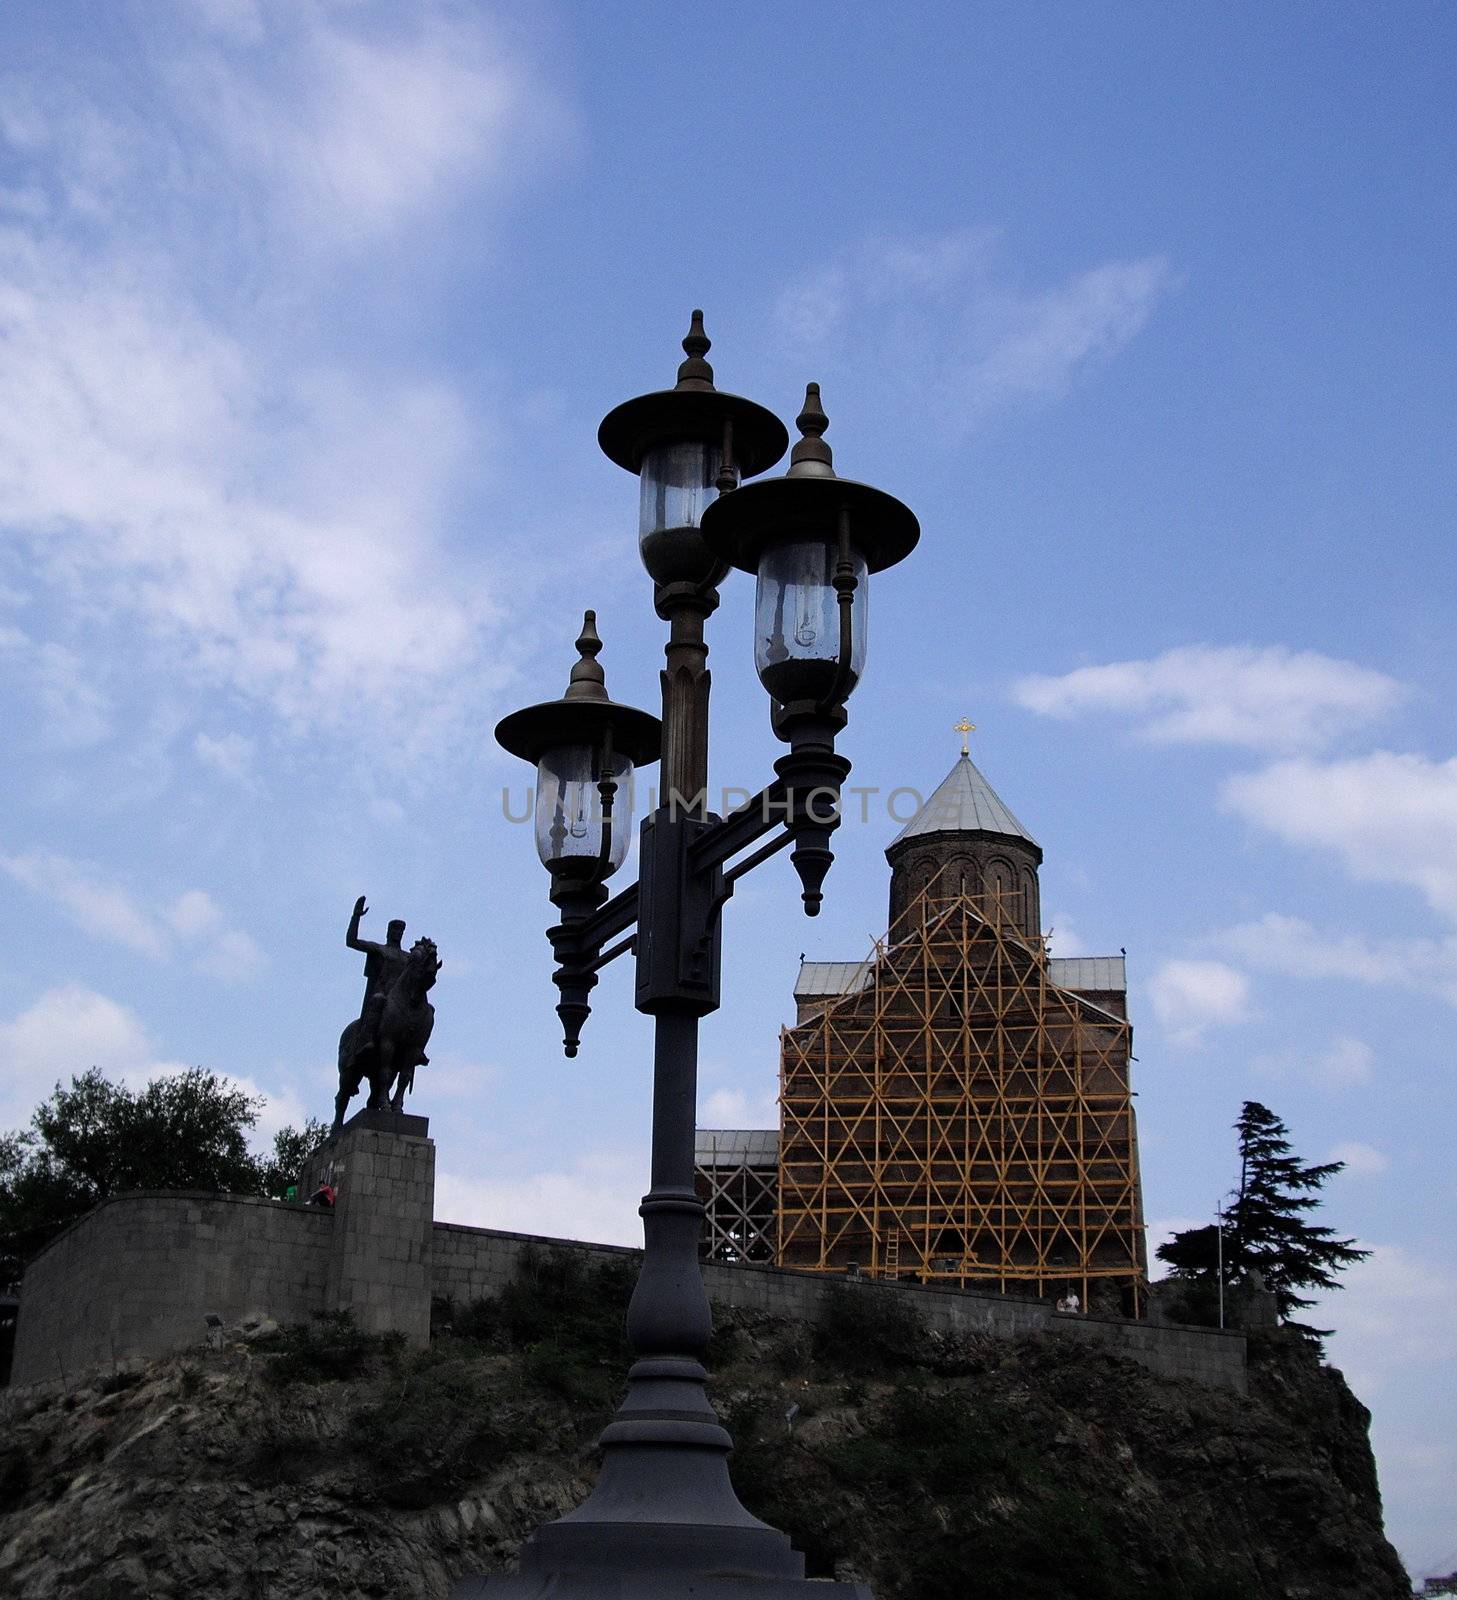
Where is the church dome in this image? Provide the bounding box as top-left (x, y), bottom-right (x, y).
top-left (886, 752), bottom-right (1043, 939)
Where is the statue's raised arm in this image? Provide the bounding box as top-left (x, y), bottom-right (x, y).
top-left (346, 894), bottom-right (377, 954)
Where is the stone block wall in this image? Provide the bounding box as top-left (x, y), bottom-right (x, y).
top-left (12, 1120), bottom-right (1243, 1395)
top-left (12, 1111), bottom-right (435, 1387)
top-left (1051, 1311), bottom-right (1247, 1390)
top-left (304, 1111), bottom-right (434, 1346)
top-left (11, 1193), bottom-right (332, 1388)
top-left (428, 1223), bottom-right (1248, 1394)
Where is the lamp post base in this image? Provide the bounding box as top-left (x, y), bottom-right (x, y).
top-left (450, 1016), bottom-right (882, 1600)
top-left (454, 1536), bottom-right (874, 1599)
top-left (455, 1577), bottom-right (873, 1598)
top-left (450, 1422), bottom-right (877, 1597)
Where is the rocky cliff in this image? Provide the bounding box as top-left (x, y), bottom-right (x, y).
top-left (0, 1249), bottom-right (1410, 1600)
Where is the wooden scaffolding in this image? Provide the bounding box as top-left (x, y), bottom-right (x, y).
top-left (776, 865), bottom-right (1147, 1312)
top-left (695, 1129), bottom-right (779, 1264)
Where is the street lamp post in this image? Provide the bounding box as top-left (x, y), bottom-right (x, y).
top-left (458, 316), bottom-right (919, 1599)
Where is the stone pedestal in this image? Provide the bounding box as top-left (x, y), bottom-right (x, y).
top-left (302, 1108), bottom-right (434, 1345)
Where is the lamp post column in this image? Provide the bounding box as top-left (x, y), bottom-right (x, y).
top-left (467, 320), bottom-right (922, 1597)
top-left (656, 579), bottom-right (717, 813)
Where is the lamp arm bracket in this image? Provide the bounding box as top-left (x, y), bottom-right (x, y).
top-left (688, 781), bottom-right (785, 873)
top-left (721, 826), bottom-right (796, 889)
top-left (586, 934), bottom-right (636, 974)
top-left (567, 880), bottom-right (641, 954)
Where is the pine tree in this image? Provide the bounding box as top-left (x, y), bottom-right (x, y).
top-left (1157, 1099), bottom-right (1369, 1333)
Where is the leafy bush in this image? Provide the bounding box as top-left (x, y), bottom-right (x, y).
top-left (714, 1394), bottom-right (845, 1580)
top-left (0, 1443), bottom-right (31, 1512)
top-left (447, 1294), bottom-right (503, 1344)
top-left (914, 1486), bottom-right (1121, 1600)
top-left (259, 1310), bottom-right (404, 1385)
top-left (346, 1350), bottom-right (516, 1508)
top-left (810, 1281), bottom-right (927, 1374)
top-left (245, 1417), bottom-right (327, 1486)
top-left (497, 1246), bottom-right (635, 1350)
top-left (331, 1248), bottom-right (641, 1505)
top-left (436, 1247), bottom-right (634, 1418)
top-left (97, 1368), bottom-right (143, 1396)
top-left (830, 1380), bottom-right (1032, 1497)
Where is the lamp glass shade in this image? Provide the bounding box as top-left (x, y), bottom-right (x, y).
top-left (639, 438), bottom-right (721, 543)
top-left (754, 538), bottom-right (868, 705)
top-left (534, 743), bottom-right (635, 877)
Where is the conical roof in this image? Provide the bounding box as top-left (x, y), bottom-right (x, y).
top-left (889, 754), bottom-right (1038, 848)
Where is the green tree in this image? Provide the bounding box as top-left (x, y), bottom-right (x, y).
top-left (1, 1070), bottom-right (320, 1384)
top-left (1, 1069), bottom-right (327, 1279)
top-left (1, 1069), bottom-right (329, 1384)
top-left (1157, 1100), bottom-right (1368, 1332)
top-left (260, 1118), bottom-right (330, 1200)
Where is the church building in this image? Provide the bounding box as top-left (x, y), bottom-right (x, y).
top-left (695, 740), bottom-right (1148, 1315)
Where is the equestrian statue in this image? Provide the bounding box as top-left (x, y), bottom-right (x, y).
top-left (334, 895), bottom-right (441, 1131)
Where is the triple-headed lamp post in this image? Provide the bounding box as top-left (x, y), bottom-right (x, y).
top-left (459, 316), bottom-right (918, 1599)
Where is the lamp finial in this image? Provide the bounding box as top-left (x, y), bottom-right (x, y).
top-left (787, 382), bottom-right (834, 478)
top-left (675, 309), bottom-right (715, 390)
top-left (565, 610), bottom-right (608, 702)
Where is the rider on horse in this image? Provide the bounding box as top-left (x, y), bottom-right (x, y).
top-left (347, 896), bottom-right (411, 1055)
top-left (334, 897), bottom-right (438, 1130)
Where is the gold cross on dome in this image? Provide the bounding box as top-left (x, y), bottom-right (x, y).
top-left (953, 717), bottom-right (976, 756)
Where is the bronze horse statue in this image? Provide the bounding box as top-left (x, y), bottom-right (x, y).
top-left (334, 936), bottom-right (440, 1131)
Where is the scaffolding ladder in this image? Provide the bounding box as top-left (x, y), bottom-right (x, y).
top-left (884, 1228), bottom-right (900, 1280)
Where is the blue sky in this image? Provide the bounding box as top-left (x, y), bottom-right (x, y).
top-left (2, 0), bottom-right (1453, 1577)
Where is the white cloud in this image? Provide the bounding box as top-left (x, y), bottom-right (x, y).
top-left (25, 640), bottom-right (112, 748)
top-left (1220, 912), bottom-right (1457, 1008)
top-left (0, 239), bottom-right (498, 739)
top-left (0, 984), bottom-right (181, 1126)
top-left (193, 731), bottom-right (257, 786)
top-left (1312, 1244), bottom-right (1457, 1573)
top-left (413, 1049), bottom-right (501, 1101)
top-left (967, 256), bottom-right (1173, 412)
top-left (244, 1076), bottom-right (309, 1143)
top-left (1147, 958), bottom-right (1250, 1045)
top-left (1313, 1038), bottom-right (1377, 1089)
top-left (167, 889), bottom-right (223, 938)
top-left (774, 229), bottom-right (1174, 430)
top-left (1222, 752), bottom-right (1457, 920)
top-left (0, 847), bottom-right (267, 980)
top-left (1328, 1140), bottom-right (1389, 1177)
top-left (177, 3), bottom-right (565, 251)
top-left (1318, 1244), bottom-right (1457, 1398)
top-left (192, 0), bottom-right (267, 46)
top-left (1, 848), bottom-right (167, 956)
top-left (1015, 645), bottom-right (1403, 753)
top-left (700, 1085), bottom-right (778, 1128)
top-left (0, 2), bottom-right (564, 750)
top-left (194, 928), bottom-right (268, 983)
top-left (1254, 1034), bottom-right (1376, 1093)
top-left (435, 1152), bottom-right (646, 1247)
top-left (1045, 914), bottom-right (1088, 958)
top-left (774, 264), bottom-right (851, 343)
top-left (0, 975), bottom-right (309, 1143)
